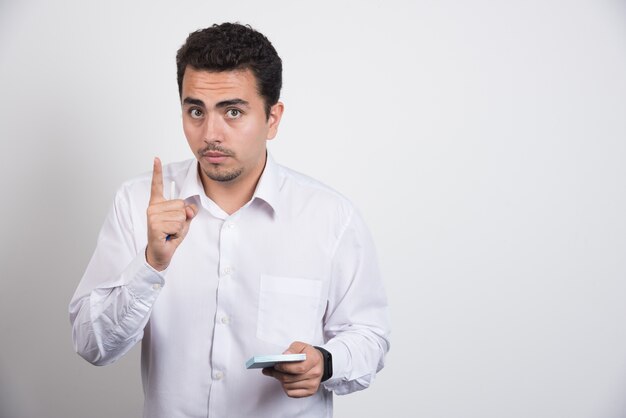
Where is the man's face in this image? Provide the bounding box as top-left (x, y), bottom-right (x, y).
top-left (181, 66), bottom-right (283, 186)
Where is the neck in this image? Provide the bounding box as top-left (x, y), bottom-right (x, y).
top-left (199, 154), bottom-right (267, 215)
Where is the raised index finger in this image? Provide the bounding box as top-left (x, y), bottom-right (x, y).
top-left (150, 157), bottom-right (164, 203)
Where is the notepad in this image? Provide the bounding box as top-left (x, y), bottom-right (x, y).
top-left (245, 353), bottom-right (307, 369)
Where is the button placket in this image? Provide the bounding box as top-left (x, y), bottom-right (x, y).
top-left (219, 219), bottom-right (237, 278)
top-left (210, 217), bottom-right (239, 397)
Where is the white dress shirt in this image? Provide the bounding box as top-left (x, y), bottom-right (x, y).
top-left (69, 154), bottom-right (390, 418)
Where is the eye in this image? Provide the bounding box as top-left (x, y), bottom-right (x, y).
top-left (189, 108), bottom-right (204, 119)
top-left (226, 109), bottom-right (242, 119)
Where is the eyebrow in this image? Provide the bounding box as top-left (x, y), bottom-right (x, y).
top-left (216, 98), bottom-right (250, 109)
top-left (182, 97), bottom-right (250, 109)
top-left (182, 97), bottom-right (205, 107)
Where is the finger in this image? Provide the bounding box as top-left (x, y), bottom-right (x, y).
top-left (266, 370), bottom-right (309, 384)
top-left (149, 210), bottom-right (188, 224)
top-left (284, 388), bottom-right (314, 398)
top-left (147, 200), bottom-right (186, 214)
top-left (275, 342), bottom-right (313, 374)
top-left (152, 221), bottom-right (185, 237)
top-left (275, 360), bottom-right (311, 375)
top-left (150, 157), bottom-right (164, 204)
top-left (283, 379), bottom-right (316, 390)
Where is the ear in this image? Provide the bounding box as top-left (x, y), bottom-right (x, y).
top-left (266, 102), bottom-right (284, 140)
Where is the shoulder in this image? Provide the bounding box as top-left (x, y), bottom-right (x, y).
top-left (276, 163), bottom-right (356, 222)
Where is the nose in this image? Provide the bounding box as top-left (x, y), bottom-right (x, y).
top-left (203, 113), bottom-right (224, 143)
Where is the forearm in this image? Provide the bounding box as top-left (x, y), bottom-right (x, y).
top-left (322, 208), bottom-right (391, 394)
top-left (70, 252), bottom-right (164, 366)
top-left (321, 320), bottom-right (390, 395)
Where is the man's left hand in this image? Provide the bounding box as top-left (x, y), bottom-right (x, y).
top-left (262, 341), bottom-right (324, 398)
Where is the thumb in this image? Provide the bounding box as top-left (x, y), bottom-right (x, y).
top-left (283, 341), bottom-right (307, 355)
top-left (179, 204), bottom-right (198, 240)
top-left (185, 204), bottom-right (199, 222)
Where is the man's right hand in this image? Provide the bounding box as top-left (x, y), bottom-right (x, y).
top-left (146, 157), bottom-right (198, 271)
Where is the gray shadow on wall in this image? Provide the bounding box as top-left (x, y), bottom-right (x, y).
top-left (0, 94), bottom-right (144, 417)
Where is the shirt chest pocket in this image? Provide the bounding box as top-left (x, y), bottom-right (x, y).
top-left (257, 275), bottom-right (323, 348)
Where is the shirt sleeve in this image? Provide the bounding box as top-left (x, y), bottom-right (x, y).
top-left (68, 185), bottom-right (165, 366)
top-left (320, 208), bottom-right (391, 395)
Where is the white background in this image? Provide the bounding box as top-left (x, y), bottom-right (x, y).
top-left (1, 0), bottom-right (626, 417)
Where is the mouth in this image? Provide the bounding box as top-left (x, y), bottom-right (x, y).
top-left (202, 151), bottom-right (230, 164)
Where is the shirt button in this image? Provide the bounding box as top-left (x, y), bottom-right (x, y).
top-left (224, 266), bottom-right (232, 275)
top-left (214, 371), bottom-right (224, 380)
top-left (221, 315), bottom-right (230, 325)
top-left (227, 222), bottom-right (236, 229)
top-left (152, 283), bottom-right (161, 290)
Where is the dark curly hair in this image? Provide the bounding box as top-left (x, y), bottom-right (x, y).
top-left (176, 23), bottom-right (282, 119)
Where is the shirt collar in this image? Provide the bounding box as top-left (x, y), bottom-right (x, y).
top-left (177, 152), bottom-right (283, 214)
top-left (178, 160), bottom-right (205, 203)
top-left (253, 152), bottom-right (282, 213)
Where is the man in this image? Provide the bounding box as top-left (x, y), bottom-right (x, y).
top-left (69, 22), bottom-right (390, 418)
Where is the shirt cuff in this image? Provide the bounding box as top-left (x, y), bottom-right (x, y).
top-left (320, 338), bottom-right (378, 395)
top-left (122, 248), bottom-right (167, 298)
top-left (319, 339), bottom-right (350, 386)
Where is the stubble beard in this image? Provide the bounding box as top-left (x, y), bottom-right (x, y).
top-left (203, 165), bottom-right (243, 182)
